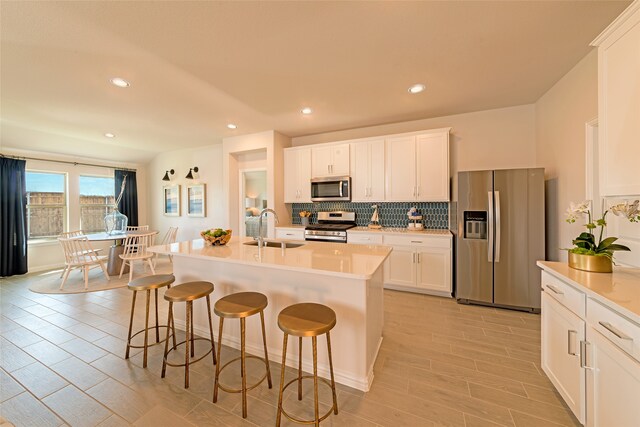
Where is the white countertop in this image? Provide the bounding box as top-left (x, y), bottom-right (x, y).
top-left (537, 261), bottom-right (640, 324)
top-left (349, 226), bottom-right (452, 237)
top-left (150, 237), bottom-right (392, 280)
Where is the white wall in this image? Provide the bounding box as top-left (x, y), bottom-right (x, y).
top-left (535, 50), bottom-right (599, 262)
top-left (1, 148), bottom-right (146, 272)
top-left (147, 144), bottom-right (226, 242)
top-left (293, 104), bottom-right (537, 199)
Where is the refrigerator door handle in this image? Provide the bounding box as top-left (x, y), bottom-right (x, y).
top-left (487, 191), bottom-right (494, 262)
top-left (495, 191), bottom-right (501, 263)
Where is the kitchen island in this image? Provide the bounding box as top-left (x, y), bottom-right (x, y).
top-left (149, 237), bottom-right (392, 391)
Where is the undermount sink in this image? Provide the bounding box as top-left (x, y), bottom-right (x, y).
top-left (243, 240), bottom-right (305, 249)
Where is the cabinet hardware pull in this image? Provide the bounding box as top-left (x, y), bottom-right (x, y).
top-left (546, 285), bottom-right (564, 295)
top-left (416, 253), bottom-right (420, 263)
top-left (567, 330), bottom-right (578, 356)
top-left (411, 240), bottom-right (423, 244)
top-left (412, 253), bottom-right (416, 263)
top-left (598, 321), bottom-right (633, 340)
top-left (417, 186), bottom-right (420, 197)
top-left (580, 340), bottom-right (593, 370)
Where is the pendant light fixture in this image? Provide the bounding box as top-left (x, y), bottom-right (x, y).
top-left (185, 166), bottom-right (199, 179)
top-left (162, 169), bottom-right (175, 181)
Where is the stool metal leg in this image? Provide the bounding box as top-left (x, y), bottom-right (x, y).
top-left (240, 317), bottom-right (247, 418)
top-left (298, 336), bottom-right (303, 400)
top-left (154, 288), bottom-right (160, 343)
top-left (125, 290), bottom-right (137, 359)
top-left (143, 289), bottom-right (150, 368)
top-left (259, 310), bottom-right (272, 388)
top-left (327, 331), bottom-right (338, 415)
top-left (161, 301), bottom-right (173, 378)
top-left (185, 301), bottom-right (192, 388)
top-left (213, 317), bottom-right (224, 403)
top-left (276, 333), bottom-right (288, 427)
top-left (190, 307), bottom-right (195, 358)
top-left (205, 295), bottom-right (217, 365)
top-left (312, 336), bottom-right (319, 427)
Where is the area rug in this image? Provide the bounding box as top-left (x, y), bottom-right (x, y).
top-left (29, 259), bottom-right (173, 295)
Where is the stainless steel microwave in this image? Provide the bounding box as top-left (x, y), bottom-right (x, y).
top-left (310, 176), bottom-right (351, 202)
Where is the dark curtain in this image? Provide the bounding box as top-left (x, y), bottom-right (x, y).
top-left (0, 157), bottom-right (28, 277)
top-left (114, 169), bottom-right (138, 227)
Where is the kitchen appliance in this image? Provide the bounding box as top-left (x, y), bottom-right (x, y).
top-left (456, 168), bottom-right (545, 312)
top-left (310, 176), bottom-right (351, 202)
top-left (304, 211), bottom-right (356, 243)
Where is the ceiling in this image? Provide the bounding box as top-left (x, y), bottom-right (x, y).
top-left (0, 1), bottom-right (630, 163)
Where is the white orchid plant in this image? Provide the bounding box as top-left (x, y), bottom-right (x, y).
top-left (565, 199), bottom-right (640, 261)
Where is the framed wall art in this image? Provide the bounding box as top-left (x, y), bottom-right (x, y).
top-left (163, 185), bottom-right (181, 216)
top-left (187, 183), bottom-right (206, 217)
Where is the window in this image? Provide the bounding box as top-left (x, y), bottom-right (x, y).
top-left (26, 171), bottom-right (67, 239)
top-left (79, 175), bottom-right (115, 233)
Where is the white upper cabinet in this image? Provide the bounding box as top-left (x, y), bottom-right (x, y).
top-left (284, 147), bottom-right (311, 203)
top-left (592, 2), bottom-right (640, 196)
top-left (351, 139), bottom-right (385, 201)
top-left (311, 144), bottom-right (350, 178)
top-left (386, 129), bottom-right (450, 202)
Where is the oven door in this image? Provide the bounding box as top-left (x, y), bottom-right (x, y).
top-left (311, 177), bottom-right (350, 202)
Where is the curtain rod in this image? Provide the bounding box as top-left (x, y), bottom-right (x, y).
top-left (0, 153), bottom-right (137, 172)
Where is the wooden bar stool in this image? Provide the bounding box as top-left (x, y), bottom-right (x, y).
top-left (161, 281), bottom-right (217, 388)
top-left (276, 303), bottom-right (338, 427)
top-left (125, 274), bottom-right (176, 368)
top-left (213, 292), bottom-right (272, 418)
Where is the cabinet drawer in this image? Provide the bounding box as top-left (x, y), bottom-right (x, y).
top-left (275, 228), bottom-right (305, 241)
top-left (587, 298), bottom-right (640, 363)
top-left (347, 233), bottom-right (384, 245)
top-left (541, 272), bottom-right (585, 318)
top-left (383, 234), bottom-right (451, 248)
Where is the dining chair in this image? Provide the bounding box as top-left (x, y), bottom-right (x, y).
top-left (119, 231), bottom-right (156, 282)
top-left (127, 225), bottom-right (150, 231)
top-left (154, 226), bottom-right (178, 267)
top-left (58, 236), bottom-right (110, 290)
top-left (58, 230), bottom-right (102, 277)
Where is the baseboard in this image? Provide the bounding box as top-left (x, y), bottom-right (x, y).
top-left (384, 283), bottom-right (452, 298)
top-left (27, 263), bottom-right (66, 273)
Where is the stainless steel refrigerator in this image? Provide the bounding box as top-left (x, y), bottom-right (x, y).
top-left (456, 168), bottom-right (545, 312)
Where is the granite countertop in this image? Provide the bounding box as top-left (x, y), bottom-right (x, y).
top-left (349, 226), bottom-right (452, 237)
top-left (537, 261), bottom-right (640, 324)
top-left (149, 237), bottom-right (392, 280)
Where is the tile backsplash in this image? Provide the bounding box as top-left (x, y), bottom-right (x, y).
top-left (291, 202), bottom-right (449, 229)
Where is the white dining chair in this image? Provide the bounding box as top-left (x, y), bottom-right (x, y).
top-left (126, 225), bottom-right (150, 231)
top-left (58, 230), bottom-right (103, 277)
top-left (58, 236), bottom-right (110, 290)
top-left (154, 226), bottom-right (178, 267)
top-left (119, 231), bottom-right (156, 282)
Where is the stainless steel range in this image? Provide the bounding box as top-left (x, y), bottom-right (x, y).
top-left (304, 211), bottom-right (356, 243)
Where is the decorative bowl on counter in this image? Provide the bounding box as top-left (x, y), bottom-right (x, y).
top-left (200, 229), bottom-right (232, 246)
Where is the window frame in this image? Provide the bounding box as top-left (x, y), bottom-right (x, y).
top-left (78, 173), bottom-right (115, 233)
top-left (25, 169), bottom-right (68, 242)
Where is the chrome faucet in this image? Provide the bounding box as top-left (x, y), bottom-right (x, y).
top-left (257, 208), bottom-right (279, 248)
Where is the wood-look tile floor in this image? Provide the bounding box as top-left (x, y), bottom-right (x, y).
top-left (0, 265), bottom-right (580, 427)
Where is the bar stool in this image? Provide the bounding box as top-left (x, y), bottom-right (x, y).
top-left (276, 303), bottom-right (338, 427)
top-left (125, 274), bottom-right (176, 368)
top-left (161, 281), bottom-right (217, 388)
top-left (213, 292), bottom-right (272, 418)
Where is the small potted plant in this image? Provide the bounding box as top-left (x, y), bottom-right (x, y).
top-left (565, 200), bottom-right (639, 272)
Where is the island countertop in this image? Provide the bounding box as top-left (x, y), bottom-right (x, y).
top-left (149, 237), bottom-right (392, 280)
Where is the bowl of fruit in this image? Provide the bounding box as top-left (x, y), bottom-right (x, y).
top-left (200, 228), bottom-right (232, 246)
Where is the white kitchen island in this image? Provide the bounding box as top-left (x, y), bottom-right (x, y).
top-left (149, 237), bottom-right (392, 391)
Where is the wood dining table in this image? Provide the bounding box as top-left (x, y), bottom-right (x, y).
top-left (86, 230), bottom-right (159, 276)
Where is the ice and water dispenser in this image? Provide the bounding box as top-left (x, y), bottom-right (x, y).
top-left (463, 211), bottom-right (487, 240)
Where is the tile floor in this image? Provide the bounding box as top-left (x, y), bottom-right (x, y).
top-left (0, 263), bottom-right (580, 427)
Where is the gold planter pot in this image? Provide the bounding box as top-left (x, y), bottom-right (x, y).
top-left (568, 252), bottom-right (612, 273)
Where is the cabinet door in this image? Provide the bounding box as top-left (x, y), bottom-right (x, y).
top-left (351, 142), bottom-right (370, 201)
top-left (330, 144), bottom-right (350, 176)
top-left (416, 132), bottom-right (449, 201)
top-left (368, 139), bottom-right (385, 201)
top-left (284, 149), bottom-right (299, 203)
top-left (385, 136), bottom-right (416, 201)
top-left (311, 146), bottom-right (333, 178)
top-left (541, 292), bottom-right (586, 424)
top-left (297, 148), bottom-right (312, 202)
top-left (416, 247), bottom-right (451, 295)
top-left (586, 327), bottom-right (640, 427)
top-left (384, 245), bottom-right (416, 287)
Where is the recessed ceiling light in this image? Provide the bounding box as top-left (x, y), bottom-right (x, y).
top-left (104, 133), bottom-right (115, 138)
top-left (301, 107), bottom-right (313, 115)
top-left (227, 123), bottom-right (237, 129)
top-left (110, 77), bottom-right (130, 88)
top-left (408, 84), bottom-right (426, 94)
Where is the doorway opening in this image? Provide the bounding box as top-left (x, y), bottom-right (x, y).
top-left (240, 169), bottom-right (267, 238)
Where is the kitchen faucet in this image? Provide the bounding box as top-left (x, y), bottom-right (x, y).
top-left (257, 208), bottom-right (279, 248)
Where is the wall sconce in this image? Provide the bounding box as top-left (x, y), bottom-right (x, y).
top-left (162, 169), bottom-right (174, 181)
top-left (185, 166), bottom-right (199, 179)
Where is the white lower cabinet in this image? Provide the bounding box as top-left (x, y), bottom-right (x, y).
top-left (540, 268), bottom-right (640, 427)
top-left (385, 245), bottom-right (417, 288)
top-left (274, 227), bottom-right (305, 241)
top-left (541, 291), bottom-right (586, 424)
